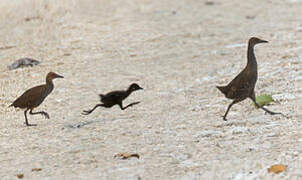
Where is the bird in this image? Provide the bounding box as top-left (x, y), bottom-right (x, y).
top-left (9, 72), bottom-right (64, 126)
top-left (216, 37), bottom-right (283, 120)
top-left (82, 83), bottom-right (143, 115)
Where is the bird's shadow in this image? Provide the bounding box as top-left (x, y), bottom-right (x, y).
top-left (63, 120), bottom-right (99, 129)
top-left (62, 117), bottom-right (120, 130)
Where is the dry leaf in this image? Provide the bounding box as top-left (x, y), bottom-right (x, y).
top-left (268, 164), bottom-right (287, 174)
top-left (24, 16), bottom-right (41, 22)
top-left (17, 174), bottom-right (24, 179)
top-left (0, 45), bottom-right (15, 50)
top-left (32, 168), bottom-right (42, 172)
top-left (114, 153), bottom-right (140, 159)
top-left (205, 1), bottom-right (215, 5)
top-left (56, 62), bottom-right (64, 66)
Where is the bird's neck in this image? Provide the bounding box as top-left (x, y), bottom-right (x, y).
top-left (46, 79), bottom-right (54, 91)
top-left (125, 89), bottom-right (133, 98)
top-left (246, 43), bottom-right (257, 71)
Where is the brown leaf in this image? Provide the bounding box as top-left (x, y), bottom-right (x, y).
top-left (32, 168), bottom-right (42, 172)
top-left (0, 46), bottom-right (15, 50)
top-left (24, 16), bottom-right (41, 22)
top-left (205, 1), bottom-right (215, 5)
top-left (114, 153), bottom-right (140, 159)
top-left (57, 62), bottom-right (64, 66)
top-left (17, 174), bottom-right (24, 179)
top-left (268, 164), bottom-right (287, 174)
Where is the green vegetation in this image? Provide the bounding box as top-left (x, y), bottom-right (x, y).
top-left (254, 94), bottom-right (274, 108)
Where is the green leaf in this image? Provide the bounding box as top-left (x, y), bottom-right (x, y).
top-left (254, 94), bottom-right (274, 108)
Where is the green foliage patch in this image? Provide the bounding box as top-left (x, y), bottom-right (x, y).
top-left (254, 94), bottom-right (274, 108)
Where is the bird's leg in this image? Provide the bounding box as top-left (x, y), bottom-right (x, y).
top-left (250, 98), bottom-right (283, 115)
top-left (24, 109), bottom-right (36, 126)
top-left (82, 104), bottom-right (105, 115)
top-left (222, 100), bottom-right (237, 121)
top-left (29, 109), bottom-right (50, 119)
top-left (249, 93), bottom-right (285, 117)
top-left (119, 101), bottom-right (140, 110)
top-left (24, 109), bottom-right (29, 126)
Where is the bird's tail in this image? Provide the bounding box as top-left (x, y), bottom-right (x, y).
top-left (216, 85), bottom-right (228, 96)
top-left (99, 94), bottom-right (105, 100)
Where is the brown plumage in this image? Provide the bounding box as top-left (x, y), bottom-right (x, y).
top-left (9, 72), bottom-right (64, 126)
top-left (82, 83), bottom-right (143, 115)
top-left (216, 37), bottom-right (283, 120)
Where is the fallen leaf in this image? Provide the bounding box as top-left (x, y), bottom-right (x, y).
top-left (268, 164), bottom-right (287, 174)
top-left (17, 174), bottom-right (24, 179)
top-left (282, 55), bottom-right (292, 59)
top-left (32, 168), bottom-right (42, 172)
top-left (114, 153), bottom-right (140, 159)
top-left (24, 16), bottom-right (41, 22)
top-left (246, 15), bottom-right (256, 19)
top-left (63, 53), bottom-right (71, 56)
top-left (0, 45), bottom-right (15, 50)
top-left (205, 1), bottom-right (215, 5)
top-left (253, 94), bottom-right (274, 108)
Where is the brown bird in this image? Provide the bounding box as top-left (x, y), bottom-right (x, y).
top-left (9, 72), bottom-right (64, 126)
top-left (216, 37), bottom-right (283, 120)
top-left (82, 83), bottom-right (143, 115)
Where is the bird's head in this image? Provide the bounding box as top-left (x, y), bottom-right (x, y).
top-left (46, 72), bottom-right (64, 82)
top-left (249, 37), bottom-right (268, 46)
top-left (128, 83), bottom-right (143, 92)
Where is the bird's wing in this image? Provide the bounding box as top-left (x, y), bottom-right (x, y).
top-left (11, 85), bottom-right (46, 108)
top-left (227, 81), bottom-right (251, 99)
top-left (225, 70), bottom-right (253, 99)
top-left (102, 91), bottom-right (124, 101)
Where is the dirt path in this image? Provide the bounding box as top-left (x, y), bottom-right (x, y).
top-left (0, 0), bottom-right (302, 179)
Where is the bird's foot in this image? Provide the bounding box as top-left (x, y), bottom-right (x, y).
top-left (264, 110), bottom-right (282, 116)
top-left (129, 101), bottom-right (141, 107)
top-left (82, 110), bottom-right (92, 115)
top-left (221, 116), bottom-right (227, 121)
top-left (121, 102), bottom-right (141, 110)
top-left (265, 111), bottom-right (289, 118)
top-left (42, 112), bottom-right (50, 119)
top-left (25, 123), bottom-right (37, 126)
top-left (265, 111), bottom-right (280, 115)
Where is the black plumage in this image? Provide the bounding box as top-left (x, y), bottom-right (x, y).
top-left (82, 83), bottom-right (143, 115)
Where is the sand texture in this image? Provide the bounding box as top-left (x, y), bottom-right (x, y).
top-left (1, 0), bottom-right (302, 179)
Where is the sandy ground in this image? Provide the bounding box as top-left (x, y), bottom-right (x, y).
top-left (1, 0), bottom-right (302, 179)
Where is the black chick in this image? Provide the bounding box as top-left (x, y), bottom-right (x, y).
top-left (83, 83), bottom-right (143, 115)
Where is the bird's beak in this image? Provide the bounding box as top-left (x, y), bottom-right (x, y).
top-left (139, 87), bottom-right (143, 90)
top-left (55, 74), bottom-right (64, 78)
top-left (259, 39), bottom-right (268, 43)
